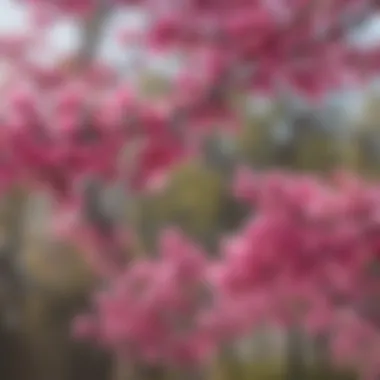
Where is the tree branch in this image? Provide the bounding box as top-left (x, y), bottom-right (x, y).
top-left (76, 0), bottom-right (112, 70)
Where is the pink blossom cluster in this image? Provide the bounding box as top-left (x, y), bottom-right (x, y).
top-left (71, 168), bottom-right (380, 378)
top-left (144, 0), bottom-right (380, 96)
top-left (18, 0), bottom-right (380, 99)
top-left (228, 168), bottom-right (380, 377)
top-left (0, 81), bottom-right (193, 199)
top-left (73, 228), bottom-right (218, 368)
top-left (1, 0), bottom-right (380, 206)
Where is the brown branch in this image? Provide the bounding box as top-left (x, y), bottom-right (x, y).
top-left (75, 0), bottom-right (112, 70)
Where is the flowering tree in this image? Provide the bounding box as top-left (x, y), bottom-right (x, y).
top-left (1, 1), bottom-right (380, 380)
top-left (230, 168), bottom-right (380, 379)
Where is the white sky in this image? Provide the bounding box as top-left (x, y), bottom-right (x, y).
top-left (0, 0), bottom-right (149, 65)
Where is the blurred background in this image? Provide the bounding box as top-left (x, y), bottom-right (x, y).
top-left (1, 1), bottom-right (380, 379)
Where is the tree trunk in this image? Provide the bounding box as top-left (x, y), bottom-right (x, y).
top-left (314, 333), bottom-right (332, 379)
top-left (285, 325), bottom-right (306, 380)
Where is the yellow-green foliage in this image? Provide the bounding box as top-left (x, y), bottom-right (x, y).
top-left (161, 161), bottom-right (225, 234)
top-left (132, 160), bottom-right (224, 249)
top-left (210, 359), bottom-right (356, 380)
top-left (340, 127), bottom-right (380, 179)
top-left (22, 240), bottom-right (95, 296)
top-left (339, 90), bottom-right (380, 178)
top-left (290, 125), bottom-right (338, 172)
top-left (131, 160), bottom-right (246, 252)
top-left (235, 116), bottom-right (277, 167)
top-left (243, 363), bottom-right (355, 380)
top-left (107, 358), bottom-right (357, 380)
top-left (139, 73), bottom-right (172, 99)
top-left (236, 114), bottom-right (338, 172)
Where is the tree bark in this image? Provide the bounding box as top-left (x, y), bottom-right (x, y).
top-left (76, 0), bottom-right (112, 69)
top-left (285, 325), bottom-right (306, 380)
